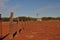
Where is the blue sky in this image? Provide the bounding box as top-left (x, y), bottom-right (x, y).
top-left (0, 0), bottom-right (60, 18)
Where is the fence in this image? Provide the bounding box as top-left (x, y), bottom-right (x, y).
top-left (0, 12), bottom-right (25, 40)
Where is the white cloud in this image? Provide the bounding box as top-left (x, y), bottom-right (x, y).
top-left (0, 0), bottom-right (11, 14)
top-left (0, 0), bottom-right (21, 17)
top-left (7, 4), bottom-right (21, 13)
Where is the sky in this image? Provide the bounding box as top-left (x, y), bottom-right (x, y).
top-left (0, 0), bottom-right (60, 18)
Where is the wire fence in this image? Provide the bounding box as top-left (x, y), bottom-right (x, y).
top-left (0, 12), bottom-right (26, 40)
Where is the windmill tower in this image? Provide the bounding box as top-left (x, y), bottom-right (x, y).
top-left (36, 13), bottom-right (39, 18)
top-left (36, 13), bottom-right (42, 21)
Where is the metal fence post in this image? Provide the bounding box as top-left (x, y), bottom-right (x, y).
top-left (0, 14), bottom-right (2, 38)
top-left (17, 17), bottom-right (19, 34)
top-left (9, 12), bottom-right (13, 40)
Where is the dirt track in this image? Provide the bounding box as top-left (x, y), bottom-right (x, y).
top-left (0, 20), bottom-right (60, 40)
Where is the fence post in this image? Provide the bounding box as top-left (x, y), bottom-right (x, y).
top-left (9, 12), bottom-right (13, 40)
top-left (0, 14), bottom-right (2, 38)
top-left (17, 17), bottom-right (19, 34)
top-left (22, 19), bottom-right (24, 29)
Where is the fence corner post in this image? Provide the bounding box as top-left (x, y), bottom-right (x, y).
top-left (9, 12), bottom-right (14, 40)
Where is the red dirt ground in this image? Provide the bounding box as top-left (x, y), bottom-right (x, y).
top-left (0, 20), bottom-right (60, 40)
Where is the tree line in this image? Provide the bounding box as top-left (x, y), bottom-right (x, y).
top-left (42, 17), bottom-right (60, 21)
top-left (1, 16), bottom-right (37, 22)
top-left (1, 17), bottom-right (60, 22)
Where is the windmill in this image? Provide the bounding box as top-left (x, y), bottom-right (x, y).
top-left (36, 13), bottom-right (40, 18)
top-left (36, 13), bottom-right (42, 21)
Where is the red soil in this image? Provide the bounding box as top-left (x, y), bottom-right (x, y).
top-left (0, 20), bottom-right (60, 40)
